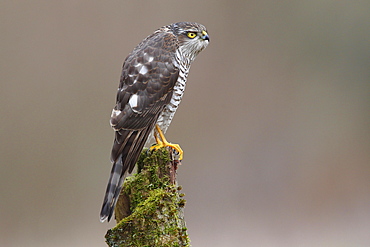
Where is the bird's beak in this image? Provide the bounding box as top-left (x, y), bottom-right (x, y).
top-left (201, 30), bottom-right (210, 41)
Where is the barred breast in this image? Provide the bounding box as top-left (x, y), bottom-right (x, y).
top-left (145, 51), bottom-right (190, 146)
top-left (157, 68), bottom-right (188, 130)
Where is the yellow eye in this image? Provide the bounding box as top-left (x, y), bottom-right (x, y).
top-left (187, 32), bottom-right (197, 39)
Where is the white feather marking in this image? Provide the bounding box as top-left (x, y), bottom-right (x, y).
top-left (111, 108), bottom-right (121, 118)
top-left (139, 66), bottom-right (148, 75)
top-left (148, 56), bottom-right (154, 62)
top-left (129, 94), bottom-right (139, 109)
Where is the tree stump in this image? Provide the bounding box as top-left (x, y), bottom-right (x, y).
top-left (105, 148), bottom-right (190, 247)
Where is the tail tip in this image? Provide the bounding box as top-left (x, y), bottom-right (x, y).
top-left (100, 215), bottom-right (108, 223)
top-left (100, 204), bottom-right (111, 222)
top-left (100, 204), bottom-right (113, 222)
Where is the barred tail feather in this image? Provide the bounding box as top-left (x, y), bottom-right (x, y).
top-left (100, 155), bottom-right (125, 222)
top-left (100, 123), bottom-right (156, 222)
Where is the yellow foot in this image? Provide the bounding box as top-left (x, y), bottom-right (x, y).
top-left (150, 124), bottom-right (183, 160)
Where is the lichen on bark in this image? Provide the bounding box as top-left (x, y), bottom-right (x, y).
top-left (105, 148), bottom-right (190, 247)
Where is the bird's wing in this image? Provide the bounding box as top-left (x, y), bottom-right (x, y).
top-left (110, 31), bottom-right (180, 131)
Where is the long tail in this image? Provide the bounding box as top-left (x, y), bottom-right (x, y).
top-left (100, 153), bottom-right (125, 222)
top-left (100, 126), bottom-right (154, 222)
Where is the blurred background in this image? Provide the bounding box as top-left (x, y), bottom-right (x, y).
top-left (1, 1), bottom-right (369, 246)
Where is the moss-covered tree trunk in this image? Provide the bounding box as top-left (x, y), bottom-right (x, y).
top-left (105, 148), bottom-right (190, 247)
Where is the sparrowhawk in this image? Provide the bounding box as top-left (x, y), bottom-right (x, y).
top-left (100, 22), bottom-right (209, 222)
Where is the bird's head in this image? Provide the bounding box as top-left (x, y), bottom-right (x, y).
top-left (170, 22), bottom-right (210, 61)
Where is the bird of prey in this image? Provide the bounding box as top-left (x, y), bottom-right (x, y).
top-left (100, 22), bottom-right (209, 222)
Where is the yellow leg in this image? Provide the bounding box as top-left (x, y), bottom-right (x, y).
top-left (150, 124), bottom-right (183, 160)
top-left (153, 129), bottom-right (163, 146)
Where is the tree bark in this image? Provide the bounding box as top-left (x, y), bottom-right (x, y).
top-left (105, 148), bottom-right (190, 247)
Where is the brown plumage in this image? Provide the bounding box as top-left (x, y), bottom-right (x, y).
top-left (100, 22), bottom-right (209, 222)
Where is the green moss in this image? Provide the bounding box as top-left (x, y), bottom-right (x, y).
top-left (105, 148), bottom-right (190, 247)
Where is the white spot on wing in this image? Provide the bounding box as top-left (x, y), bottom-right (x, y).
top-left (139, 66), bottom-right (148, 75)
top-left (111, 108), bottom-right (121, 118)
top-left (129, 94), bottom-right (139, 109)
top-left (148, 56), bottom-right (154, 62)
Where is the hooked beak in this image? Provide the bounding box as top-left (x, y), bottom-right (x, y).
top-left (201, 30), bottom-right (210, 41)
